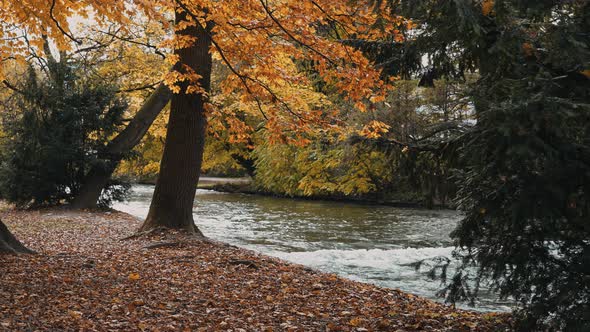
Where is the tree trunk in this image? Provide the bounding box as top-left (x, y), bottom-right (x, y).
top-left (0, 219), bottom-right (33, 254)
top-left (138, 11), bottom-right (212, 235)
top-left (70, 83), bottom-right (172, 209)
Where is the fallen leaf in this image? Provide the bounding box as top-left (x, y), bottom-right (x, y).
top-left (128, 273), bottom-right (141, 281)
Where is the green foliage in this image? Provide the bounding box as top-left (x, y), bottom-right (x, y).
top-left (0, 62), bottom-right (130, 207)
top-left (369, 0), bottom-right (590, 328)
top-left (362, 0), bottom-right (488, 82)
top-left (399, 1), bottom-right (590, 330)
top-left (116, 131), bottom-right (167, 183)
top-left (252, 79), bottom-right (469, 205)
top-left (451, 74), bottom-right (590, 330)
top-left (252, 140), bottom-right (303, 196)
top-left (117, 127), bottom-right (250, 182)
top-left (253, 136), bottom-right (395, 198)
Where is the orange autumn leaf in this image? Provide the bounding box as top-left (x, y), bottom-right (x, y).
top-left (128, 273), bottom-right (141, 281)
top-left (482, 0), bottom-right (494, 16)
top-left (360, 120), bottom-right (391, 139)
top-left (0, 0), bottom-right (405, 145)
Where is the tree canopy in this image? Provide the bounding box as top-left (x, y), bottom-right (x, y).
top-left (2, 1), bottom-right (407, 140)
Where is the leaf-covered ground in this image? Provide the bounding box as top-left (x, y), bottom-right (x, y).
top-left (0, 208), bottom-right (511, 331)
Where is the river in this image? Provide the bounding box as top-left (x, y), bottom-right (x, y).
top-left (113, 184), bottom-right (512, 312)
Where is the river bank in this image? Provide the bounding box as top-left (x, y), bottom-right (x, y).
top-left (0, 208), bottom-right (510, 331)
top-left (137, 177), bottom-right (452, 210)
top-left (115, 185), bottom-right (511, 312)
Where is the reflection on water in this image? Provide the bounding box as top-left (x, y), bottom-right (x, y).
top-left (114, 184), bottom-right (511, 312)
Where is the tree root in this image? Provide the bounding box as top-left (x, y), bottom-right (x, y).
top-left (120, 227), bottom-right (167, 241)
top-left (228, 259), bottom-right (258, 269)
top-left (0, 219), bottom-right (35, 254)
top-left (121, 225), bottom-right (209, 242)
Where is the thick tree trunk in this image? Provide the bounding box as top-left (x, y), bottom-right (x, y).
top-left (70, 84), bottom-right (172, 209)
top-left (138, 11), bottom-right (212, 235)
top-left (0, 219), bottom-right (33, 254)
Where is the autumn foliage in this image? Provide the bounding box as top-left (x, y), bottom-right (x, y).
top-left (2, 1), bottom-right (405, 143)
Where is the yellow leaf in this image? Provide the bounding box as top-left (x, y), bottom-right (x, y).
top-left (128, 273), bottom-right (141, 281)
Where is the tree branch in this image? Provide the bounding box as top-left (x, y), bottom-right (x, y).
top-left (1, 80), bottom-right (26, 95)
top-left (258, 0), bottom-right (338, 67)
top-left (116, 81), bottom-right (162, 93)
top-left (49, 0), bottom-right (81, 45)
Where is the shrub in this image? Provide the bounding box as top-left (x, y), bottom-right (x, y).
top-left (0, 63), bottom-right (130, 208)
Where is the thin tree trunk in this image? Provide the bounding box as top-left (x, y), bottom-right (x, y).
top-left (139, 10), bottom-right (212, 235)
top-left (0, 219), bottom-right (33, 254)
top-left (70, 84), bottom-right (172, 209)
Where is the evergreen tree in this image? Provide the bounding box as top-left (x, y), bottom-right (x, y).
top-left (373, 0), bottom-right (589, 329)
top-left (448, 2), bottom-right (590, 330)
top-left (0, 61), bottom-right (130, 208)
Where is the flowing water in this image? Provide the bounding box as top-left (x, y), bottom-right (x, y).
top-left (114, 184), bottom-right (512, 312)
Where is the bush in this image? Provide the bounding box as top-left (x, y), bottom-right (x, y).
top-left (0, 63), bottom-right (130, 208)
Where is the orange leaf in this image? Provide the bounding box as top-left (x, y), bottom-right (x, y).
top-left (128, 273), bottom-right (141, 281)
top-left (349, 317), bottom-right (363, 327)
top-left (482, 0), bottom-right (494, 16)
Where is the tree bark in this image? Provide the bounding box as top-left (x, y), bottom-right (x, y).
top-left (0, 219), bottom-right (33, 254)
top-left (138, 11), bottom-right (212, 235)
top-left (70, 83), bottom-right (172, 209)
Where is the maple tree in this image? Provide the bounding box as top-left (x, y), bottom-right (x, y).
top-left (1, 0), bottom-right (405, 238)
top-left (135, 0), bottom-right (406, 234)
top-left (59, 16), bottom-right (172, 209)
